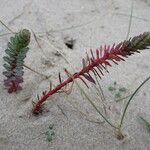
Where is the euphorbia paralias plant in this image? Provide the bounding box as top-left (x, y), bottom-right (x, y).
top-left (32, 32), bottom-right (150, 114)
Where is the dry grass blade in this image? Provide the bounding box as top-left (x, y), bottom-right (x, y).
top-left (119, 76), bottom-right (150, 129)
top-left (0, 20), bottom-right (16, 34)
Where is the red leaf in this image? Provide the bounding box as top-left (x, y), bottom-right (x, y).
top-left (82, 73), bottom-right (96, 84)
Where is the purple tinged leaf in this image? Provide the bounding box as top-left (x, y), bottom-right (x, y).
top-left (82, 73), bottom-right (96, 84)
top-left (99, 46), bottom-right (103, 57)
top-left (86, 53), bottom-right (91, 65)
top-left (93, 68), bottom-right (101, 79)
top-left (82, 58), bottom-right (86, 68)
top-left (90, 49), bottom-right (95, 60)
top-left (96, 49), bottom-right (99, 59)
top-left (59, 72), bottom-right (62, 84)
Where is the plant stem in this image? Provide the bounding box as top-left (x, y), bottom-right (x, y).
top-left (65, 70), bottom-right (118, 129)
top-left (115, 94), bottom-right (132, 102)
top-left (75, 80), bottom-right (118, 129)
top-left (23, 64), bottom-right (49, 79)
top-left (119, 76), bottom-right (150, 129)
top-left (126, 0), bottom-right (134, 40)
top-left (32, 54), bottom-right (114, 113)
top-left (32, 30), bottom-right (50, 60)
top-left (0, 20), bottom-right (16, 34)
top-left (94, 75), bottom-right (107, 116)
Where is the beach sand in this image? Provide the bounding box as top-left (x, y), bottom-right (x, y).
top-left (0, 0), bottom-right (150, 149)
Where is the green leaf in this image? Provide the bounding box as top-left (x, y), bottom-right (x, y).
top-left (15, 70), bottom-right (24, 76)
top-left (115, 92), bottom-right (121, 98)
top-left (3, 63), bottom-right (11, 71)
top-left (119, 87), bottom-right (127, 93)
top-left (3, 56), bottom-right (14, 64)
top-left (139, 116), bottom-right (150, 132)
top-left (8, 42), bottom-right (16, 51)
top-left (5, 48), bottom-right (16, 56)
top-left (108, 86), bottom-right (116, 92)
top-left (3, 71), bottom-right (12, 77)
top-left (10, 37), bottom-right (18, 48)
top-left (46, 130), bottom-right (55, 142)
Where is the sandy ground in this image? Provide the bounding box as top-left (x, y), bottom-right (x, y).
top-left (0, 0), bottom-right (150, 149)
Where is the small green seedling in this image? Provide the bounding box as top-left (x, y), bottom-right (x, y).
top-left (108, 81), bottom-right (117, 92)
top-left (108, 81), bottom-right (127, 101)
top-left (45, 124), bottom-right (55, 142)
top-left (108, 86), bottom-right (116, 92)
top-left (115, 92), bottom-right (121, 99)
top-left (139, 116), bottom-right (150, 133)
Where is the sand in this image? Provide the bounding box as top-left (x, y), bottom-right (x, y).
top-left (0, 0), bottom-right (150, 149)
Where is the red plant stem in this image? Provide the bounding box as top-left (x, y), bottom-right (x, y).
top-left (12, 81), bottom-right (17, 92)
top-left (32, 56), bottom-right (109, 114)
